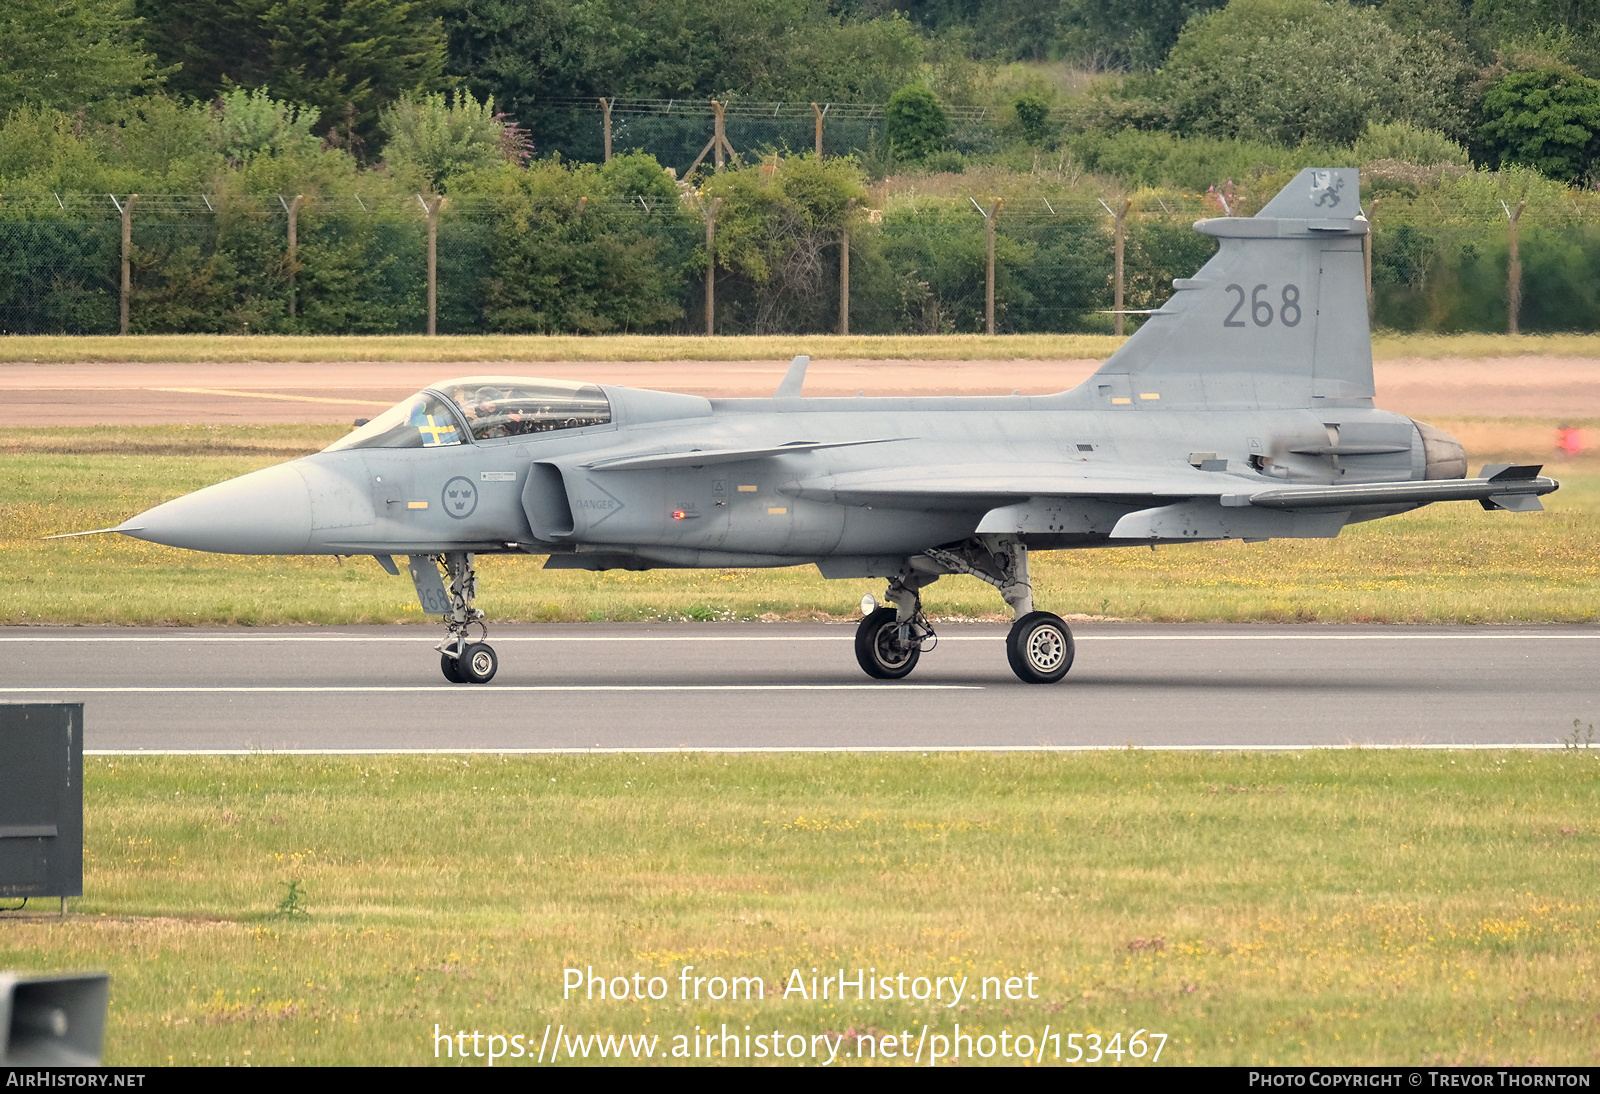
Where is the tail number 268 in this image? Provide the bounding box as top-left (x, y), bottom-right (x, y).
top-left (1223, 283), bottom-right (1301, 328)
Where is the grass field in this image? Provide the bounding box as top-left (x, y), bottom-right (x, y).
top-left (4, 424), bottom-right (1597, 626)
top-left (2, 332), bottom-right (1599, 363)
top-left (2, 751), bottom-right (1597, 1066)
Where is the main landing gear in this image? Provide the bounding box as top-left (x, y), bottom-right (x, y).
top-left (435, 552), bottom-right (498, 684)
top-left (854, 535), bottom-right (1074, 685)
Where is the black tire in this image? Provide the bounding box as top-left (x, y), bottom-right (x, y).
top-left (854, 607), bottom-right (921, 680)
top-left (1006, 611), bottom-right (1074, 684)
top-left (459, 642), bottom-right (498, 684)
top-left (440, 651), bottom-right (465, 683)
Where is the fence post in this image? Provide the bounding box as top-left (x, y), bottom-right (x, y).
top-left (1112, 198), bottom-right (1130, 337)
top-left (1505, 199), bottom-right (1526, 335)
top-left (687, 101), bottom-right (737, 175)
top-left (812, 103), bottom-right (824, 157)
top-left (838, 226), bottom-right (850, 335)
top-left (113, 193), bottom-right (137, 335)
top-left (715, 101), bottom-right (728, 169)
top-left (283, 194), bottom-right (304, 319)
top-left (599, 97), bottom-right (613, 163)
top-left (704, 196), bottom-right (723, 335)
top-left (1364, 197), bottom-right (1378, 320)
top-left (420, 193), bottom-right (444, 336)
top-left (980, 199), bottom-right (1001, 336)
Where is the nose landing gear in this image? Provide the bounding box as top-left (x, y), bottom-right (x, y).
top-left (855, 574), bottom-right (938, 679)
top-left (434, 552), bottom-right (498, 684)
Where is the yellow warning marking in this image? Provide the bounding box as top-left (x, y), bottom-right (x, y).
top-left (737, 485), bottom-right (759, 492)
top-left (1140, 392), bottom-right (1161, 400)
top-left (150, 387), bottom-right (389, 406)
top-left (407, 501), bottom-right (429, 510)
top-left (768, 507), bottom-right (788, 515)
top-left (1111, 397), bottom-right (1132, 405)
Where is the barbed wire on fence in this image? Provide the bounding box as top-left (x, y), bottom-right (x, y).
top-left (538, 97), bottom-right (994, 122)
top-left (11, 188), bottom-right (1599, 224)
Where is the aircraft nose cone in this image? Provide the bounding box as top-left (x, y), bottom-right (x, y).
top-left (120, 462), bottom-right (313, 554)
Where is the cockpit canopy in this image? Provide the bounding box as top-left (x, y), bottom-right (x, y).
top-left (324, 377), bottom-right (612, 451)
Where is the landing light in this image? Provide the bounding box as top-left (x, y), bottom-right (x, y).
top-left (860, 594), bottom-right (877, 616)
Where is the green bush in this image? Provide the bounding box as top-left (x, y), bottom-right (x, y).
top-left (1373, 222), bottom-right (1600, 333)
top-left (459, 156), bottom-right (689, 334)
top-left (1013, 94), bottom-right (1054, 147)
top-left (1353, 122), bottom-right (1470, 167)
top-left (1477, 66), bottom-right (1600, 183)
top-left (697, 155), bottom-right (867, 334)
top-left (380, 89), bottom-right (528, 193)
top-left (1137, 0), bottom-right (1472, 147)
top-left (207, 88), bottom-right (322, 164)
top-left (1067, 129), bottom-right (1335, 190)
top-left (885, 85), bottom-right (949, 166)
top-left (0, 217), bottom-right (120, 334)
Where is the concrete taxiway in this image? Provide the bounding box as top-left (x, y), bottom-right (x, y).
top-left (2, 623), bottom-right (1596, 752)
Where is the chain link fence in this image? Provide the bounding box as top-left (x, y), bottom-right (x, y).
top-left (4, 190), bottom-right (1598, 336)
top-left (530, 99), bottom-right (999, 177)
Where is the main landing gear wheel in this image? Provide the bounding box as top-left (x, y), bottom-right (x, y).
top-left (459, 642), bottom-right (498, 684)
top-left (1006, 611), bottom-right (1074, 684)
top-left (855, 606), bottom-right (921, 680)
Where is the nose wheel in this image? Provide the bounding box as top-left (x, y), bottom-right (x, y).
top-left (854, 575), bottom-right (938, 680)
top-left (855, 607), bottom-right (923, 679)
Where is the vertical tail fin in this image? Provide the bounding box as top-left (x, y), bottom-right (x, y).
top-left (1088, 168), bottom-right (1372, 410)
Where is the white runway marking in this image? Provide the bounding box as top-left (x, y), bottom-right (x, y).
top-left (85, 743), bottom-right (1574, 756)
top-left (2, 633), bottom-right (1595, 643)
top-left (0, 684), bottom-right (979, 694)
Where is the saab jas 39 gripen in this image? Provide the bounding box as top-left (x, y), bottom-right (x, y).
top-left (65, 169), bottom-right (1558, 685)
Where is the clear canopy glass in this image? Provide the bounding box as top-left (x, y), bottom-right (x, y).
top-left (323, 391), bottom-right (465, 451)
top-left (322, 377), bottom-right (612, 451)
top-left (442, 377), bottom-right (612, 440)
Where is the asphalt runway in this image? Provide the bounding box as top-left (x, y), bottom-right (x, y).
top-left (3, 623), bottom-right (1596, 752)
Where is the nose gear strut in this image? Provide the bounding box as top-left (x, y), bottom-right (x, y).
top-left (434, 552), bottom-right (498, 684)
top-left (854, 572), bottom-right (938, 679)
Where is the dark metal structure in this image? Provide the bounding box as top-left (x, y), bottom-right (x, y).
top-left (0, 703), bottom-right (84, 903)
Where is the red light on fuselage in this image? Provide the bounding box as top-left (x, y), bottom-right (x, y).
top-left (672, 509), bottom-right (688, 520)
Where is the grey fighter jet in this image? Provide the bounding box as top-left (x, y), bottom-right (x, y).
top-left (67, 169), bottom-right (1558, 684)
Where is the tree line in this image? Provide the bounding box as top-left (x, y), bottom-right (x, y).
top-left (12, 0), bottom-right (1600, 180)
top-left (9, 0), bottom-right (1600, 335)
